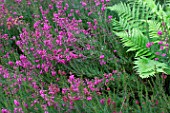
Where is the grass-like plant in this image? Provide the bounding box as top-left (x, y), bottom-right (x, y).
top-left (0, 0), bottom-right (170, 113)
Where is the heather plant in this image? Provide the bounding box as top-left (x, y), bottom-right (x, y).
top-left (0, 0), bottom-right (170, 113)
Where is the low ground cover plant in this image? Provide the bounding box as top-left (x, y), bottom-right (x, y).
top-left (0, 0), bottom-right (170, 113)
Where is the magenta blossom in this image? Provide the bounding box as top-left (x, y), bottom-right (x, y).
top-left (87, 96), bottom-right (92, 101)
top-left (157, 30), bottom-right (162, 36)
top-left (146, 42), bottom-right (154, 48)
top-left (100, 55), bottom-right (105, 59)
top-left (14, 99), bottom-right (20, 106)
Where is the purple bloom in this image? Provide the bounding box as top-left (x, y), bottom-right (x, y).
top-left (160, 46), bottom-right (164, 50)
top-left (100, 55), bottom-right (104, 59)
top-left (113, 50), bottom-right (117, 53)
top-left (157, 30), bottom-right (162, 36)
top-left (162, 53), bottom-right (166, 57)
top-left (108, 16), bottom-right (112, 19)
top-left (100, 98), bottom-right (105, 104)
top-left (155, 52), bottom-right (160, 55)
top-left (81, 2), bottom-right (87, 7)
top-left (1, 109), bottom-right (10, 113)
top-left (154, 58), bottom-right (159, 61)
top-left (87, 96), bottom-right (92, 101)
top-left (14, 99), bottom-right (20, 106)
top-left (158, 41), bottom-right (163, 45)
top-left (146, 42), bottom-right (154, 48)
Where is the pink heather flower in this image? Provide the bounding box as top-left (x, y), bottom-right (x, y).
top-left (70, 52), bottom-right (78, 58)
top-left (165, 43), bottom-right (169, 47)
top-left (158, 41), bottom-right (163, 45)
top-left (1, 109), bottom-right (10, 113)
top-left (33, 20), bottom-right (41, 29)
top-left (62, 88), bottom-right (68, 94)
top-left (87, 96), bottom-right (92, 101)
top-left (101, 0), bottom-right (104, 3)
top-left (154, 58), bottom-right (159, 61)
top-left (15, 0), bottom-right (22, 4)
top-left (160, 46), bottom-right (164, 50)
top-left (162, 73), bottom-right (167, 79)
top-left (100, 55), bottom-right (104, 59)
top-left (20, 55), bottom-right (27, 60)
top-left (81, 2), bottom-right (87, 7)
top-left (108, 16), bottom-right (112, 19)
top-left (16, 40), bottom-right (21, 45)
top-left (157, 30), bottom-right (162, 36)
top-left (19, 16), bottom-right (23, 19)
top-left (101, 4), bottom-right (106, 11)
top-left (8, 61), bottom-right (14, 66)
top-left (155, 52), bottom-right (160, 55)
top-left (107, 98), bottom-right (111, 105)
top-left (161, 53), bottom-right (166, 57)
top-left (69, 75), bottom-right (75, 81)
top-left (100, 60), bottom-right (106, 65)
top-left (100, 98), bottom-right (105, 104)
top-left (146, 43), bottom-right (151, 48)
top-left (135, 100), bottom-right (139, 104)
top-left (14, 99), bottom-right (20, 106)
top-left (16, 60), bottom-right (21, 66)
top-left (88, 11), bottom-right (92, 16)
top-left (43, 23), bottom-right (51, 30)
top-left (13, 12), bottom-right (17, 15)
top-left (112, 70), bottom-right (117, 74)
top-left (75, 10), bottom-right (80, 14)
top-left (146, 42), bottom-right (154, 48)
top-left (51, 71), bottom-right (56, 76)
top-left (96, 2), bottom-right (100, 6)
top-left (84, 88), bottom-right (90, 95)
top-left (49, 4), bottom-right (53, 10)
top-left (113, 50), bottom-right (117, 53)
top-left (155, 100), bottom-right (159, 105)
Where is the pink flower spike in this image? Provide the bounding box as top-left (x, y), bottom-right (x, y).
top-left (51, 71), bottom-right (56, 76)
top-left (146, 42), bottom-right (153, 48)
top-left (69, 75), bottom-right (75, 81)
top-left (162, 53), bottom-right (166, 57)
top-left (154, 58), bottom-right (159, 61)
top-left (100, 55), bottom-right (104, 59)
top-left (14, 99), bottom-right (20, 106)
top-left (158, 41), bottom-right (163, 45)
top-left (113, 50), bottom-right (117, 53)
top-left (87, 96), bottom-right (92, 101)
top-left (108, 16), bottom-right (112, 19)
top-left (81, 2), bottom-right (87, 7)
top-left (1, 109), bottom-right (10, 113)
top-left (157, 31), bottom-right (162, 36)
top-left (100, 98), bottom-right (105, 104)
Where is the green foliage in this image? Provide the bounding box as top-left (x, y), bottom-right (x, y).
top-left (134, 57), bottom-right (169, 78)
top-left (1, 0), bottom-right (170, 112)
top-left (115, 28), bottom-right (154, 58)
top-left (108, 0), bottom-right (170, 78)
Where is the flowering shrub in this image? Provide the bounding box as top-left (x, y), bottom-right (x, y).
top-left (0, 0), bottom-right (170, 113)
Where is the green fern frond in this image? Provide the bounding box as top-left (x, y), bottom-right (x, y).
top-left (134, 57), bottom-right (168, 78)
top-left (108, 2), bottom-right (150, 32)
top-left (115, 28), bottom-right (155, 58)
top-left (147, 20), bottom-right (161, 40)
top-left (165, 0), bottom-right (170, 28)
top-left (107, 0), bottom-right (169, 78)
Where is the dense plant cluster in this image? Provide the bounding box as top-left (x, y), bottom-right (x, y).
top-left (0, 0), bottom-right (170, 113)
